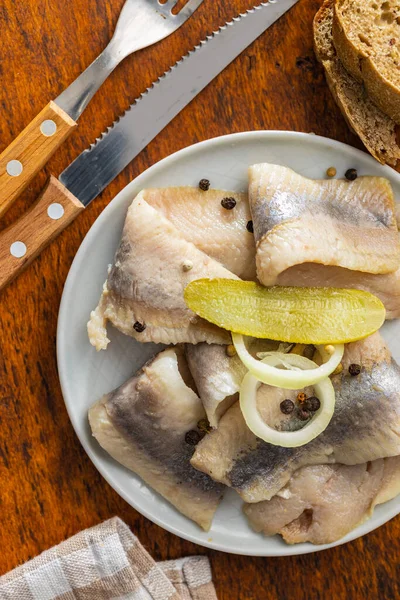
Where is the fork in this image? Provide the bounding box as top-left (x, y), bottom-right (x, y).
top-left (0, 0), bottom-right (203, 218)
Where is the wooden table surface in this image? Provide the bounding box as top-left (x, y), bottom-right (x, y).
top-left (1, 0), bottom-right (399, 597)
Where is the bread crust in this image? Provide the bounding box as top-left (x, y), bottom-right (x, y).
top-left (313, 0), bottom-right (336, 62)
top-left (333, 0), bottom-right (400, 124)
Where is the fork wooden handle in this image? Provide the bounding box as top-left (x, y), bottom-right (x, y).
top-left (0, 102), bottom-right (77, 218)
top-left (0, 176), bottom-right (84, 291)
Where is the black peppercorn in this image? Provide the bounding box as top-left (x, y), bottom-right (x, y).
top-left (246, 220), bottom-right (254, 233)
top-left (280, 399), bottom-right (295, 414)
top-left (348, 363), bottom-right (361, 376)
top-left (199, 178), bottom-right (210, 191)
top-left (185, 430), bottom-right (201, 445)
top-left (221, 197), bottom-right (236, 210)
top-left (133, 321), bottom-right (146, 333)
top-left (298, 408), bottom-right (311, 421)
top-left (304, 396), bottom-right (321, 412)
top-left (345, 168), bottom-right (358, 181)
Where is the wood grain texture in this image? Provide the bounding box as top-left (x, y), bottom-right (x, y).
top-left (0, 176), bottom-right (84, 290)
top-left (0, 0), bottom-right (399, 598)
top-left (0, 101), bottom-right (76, 217)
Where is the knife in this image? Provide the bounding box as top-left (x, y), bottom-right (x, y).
top-left (0, 0), bottom-right (299, 292)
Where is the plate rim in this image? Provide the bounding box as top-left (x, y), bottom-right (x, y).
top-left (57, 130), bottom-right (400, 556)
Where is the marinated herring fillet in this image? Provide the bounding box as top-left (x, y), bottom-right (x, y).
top-left (244, 457), bottom-right (400, 545)
top-left (191, 333), bottom-right (400, 503)
top-left (88, 191), bottom-right (239, 350)
top-left (89, 347), bottom-right (224, 530)
top-left (249, 164), bottom-right (400, 317)
top-left (144, 187), bottom-right (256, 280)
top-left (249, 163), bottom-right (400, 284)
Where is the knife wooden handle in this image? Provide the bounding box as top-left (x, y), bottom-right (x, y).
top-left (0, 102), bottom-right (77, 218)
top-left (0, 176), bottom-right (84, 291)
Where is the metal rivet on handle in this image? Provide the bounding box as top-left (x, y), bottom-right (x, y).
top-left (47, 203), bottom-right (65, 220)
top-left (6, 160), bottom-right (23, 177)
top-left (40, 119), bottom-right (57, 137)
top-left (10, 241), bottom-right (27, 258)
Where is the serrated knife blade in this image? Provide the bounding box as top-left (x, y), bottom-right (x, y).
top-left (60, 0), bottom-right (299, 204)
top-left (0, 0), bottom-right (299, 292)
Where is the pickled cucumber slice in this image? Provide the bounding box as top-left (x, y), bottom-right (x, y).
top-left (184, 280), bottom-right (386, 344)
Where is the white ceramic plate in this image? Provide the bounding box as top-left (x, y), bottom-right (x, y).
top-left (57, 131), bottom-right (400, 556)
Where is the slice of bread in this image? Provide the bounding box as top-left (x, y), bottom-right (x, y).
top-left (314, 0), bottom-right (400, 167)
top-left (333, 0), bottom-right (400, 124)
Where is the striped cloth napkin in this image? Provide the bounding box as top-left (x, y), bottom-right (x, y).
top-left (0, 518), bottom-right (218, 600)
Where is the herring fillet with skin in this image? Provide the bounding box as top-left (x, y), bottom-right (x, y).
top-left (88, 347), bottom-right (224, 530)
top-left (59, 0), bottom-right (299, 205)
